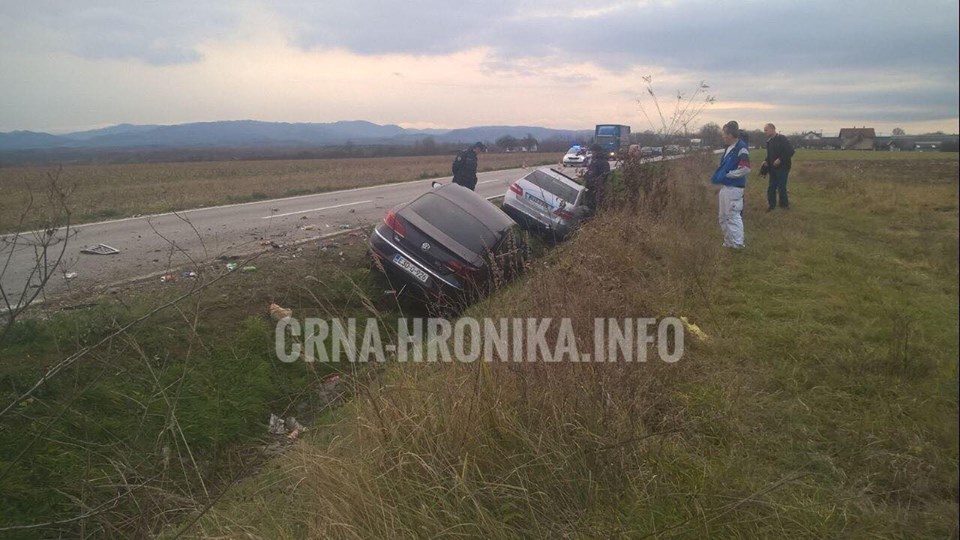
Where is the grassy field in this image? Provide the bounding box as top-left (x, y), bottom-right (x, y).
top-left (0, 150), bottom-right (956, 537)
top-left (0, 153), bottom-right (558, 234)
top-left (0, 236), bottom-right (395, 537)
top-left (190, 151), bottom-right (958, 538)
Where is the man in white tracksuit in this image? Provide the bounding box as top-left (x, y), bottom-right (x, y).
top-left (710, 121), bottom-right (750, 249)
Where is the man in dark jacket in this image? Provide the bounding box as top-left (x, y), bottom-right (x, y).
top-left (582, 143), bottom-right (611, 211)
top-left (761, 123), bottom-right (795, 210)
top-left (452, 142), bottom-right (486, 190)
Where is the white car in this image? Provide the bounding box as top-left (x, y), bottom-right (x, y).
top-left (502, 168), bottom-right (587, 241)
top-left (561, 146), bottom-right (590, 167)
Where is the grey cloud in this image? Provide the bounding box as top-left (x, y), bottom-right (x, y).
top-left (271, 0), bottom-right (958, 74)
top-left (0, 1), bottom-right (237, 65)
top-left (1, 0), bottom-right (955, 130)
top-left (270, 0), bottom-right (958, 125)
top-left (271, 1), bottom-right (496, 56)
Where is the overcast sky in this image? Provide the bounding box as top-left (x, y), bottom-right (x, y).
top-left (1, 0), bottom-right (957, 135)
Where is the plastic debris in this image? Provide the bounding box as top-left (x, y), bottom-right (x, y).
top-left (80, 243), bottom-right (120, 255)
top-left (269, 303), bottom-right (292, 321)
top-left (268, 414), bottom-right (286, 435)
top-left (182, 271), bottom-right (198, 279)
top-left (241, 266), bottom-right (258, 273)
top-left (160, 274), bottom-right (176, 283)
top-left (338, 224), bottom-right (351, 229)
top-left (679, 316), bottom-right (709, 341)
top-left (268, 414), bottom-right (307, 440)
top-left (226, 262), bottom-right (239, 272)
top-left (301, 224), bottom-right (316, 231)
top-left (286, 417), bottom-right (306, 440)
top-left (348, 232), bottom-right (361, 237)
top-left (63, 272), bottom-right (78, 280)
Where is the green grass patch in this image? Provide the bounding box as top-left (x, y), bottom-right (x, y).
top-left (0, 236), bottom-right (398, 537)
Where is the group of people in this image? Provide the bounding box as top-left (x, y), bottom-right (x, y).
top-left (711, 121), bottom-right (795, 249)
top-left (450, 123), bottom-right (795, 251)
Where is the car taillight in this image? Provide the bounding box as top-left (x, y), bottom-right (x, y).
top-left (554, 208), bottom-right (575, 220)
top-left (445, 259), bottom-right (475, 276)
top-left (384, 210), bottom-right (406, 237)
top-left (509, 183), bottom-right (523, 196)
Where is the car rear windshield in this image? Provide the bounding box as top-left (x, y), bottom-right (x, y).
top-left (407, 194), bottom-right (500, 253)
top-left (524, 170), bottom-right (580, 205)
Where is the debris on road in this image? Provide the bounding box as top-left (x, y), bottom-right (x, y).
top-left (182, 271), bottom-right (198, 279)
top-left (80, 243), bottom-right (120, 255)
top-left (301, 224), bottom-right (316, 231)
top-left (338, 224), bottom-right (351, 230)
top-left (269, 303), bottom-right (292, 321)
top-left (160, 274), bottom-right (176, 283)
top-left (225, 262), bottom-right (239, 272)
top-left (63, 272), bottom-right (78, 280)
top-left (241, 265), bottom-right (258, 273)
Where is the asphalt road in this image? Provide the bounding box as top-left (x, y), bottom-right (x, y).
top-left (1, 165), bottom-right (589, 306)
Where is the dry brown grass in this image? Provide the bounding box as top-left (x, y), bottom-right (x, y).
top-left (0, 153), bottom-right (558, 233)
top-left (192, 155), bottom-right (726, 539)
top-left (194, 152), bottom-right (959, 538)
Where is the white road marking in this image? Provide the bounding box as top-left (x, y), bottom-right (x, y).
top-left (262, 200), bottom-right (372, 219)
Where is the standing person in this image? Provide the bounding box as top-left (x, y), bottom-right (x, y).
top-left (582, 143), bottom-right (610, 212)
top-left (451, 141), bottom-right (486, 190)
top-left (711, 121), bottom-right (750, 249)
top-left (761, 123), bottom-right (795, 210)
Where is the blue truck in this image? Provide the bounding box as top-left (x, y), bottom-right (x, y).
top-left (594, 124), bottom-right (631, 158)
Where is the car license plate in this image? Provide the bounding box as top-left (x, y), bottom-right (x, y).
top-left (525, 193), bottom-right (548, 209)
top-left (393, 254), bottom-right (429, 283)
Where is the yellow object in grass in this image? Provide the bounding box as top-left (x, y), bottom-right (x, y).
top-left (680, 316), bottom-right (709, 341)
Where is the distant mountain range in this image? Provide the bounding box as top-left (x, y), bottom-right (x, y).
top-left (0, 121), bottom-right (592, 151)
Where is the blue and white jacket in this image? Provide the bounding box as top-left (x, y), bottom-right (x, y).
top-left (711, 139), bottom-right (751, 188)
